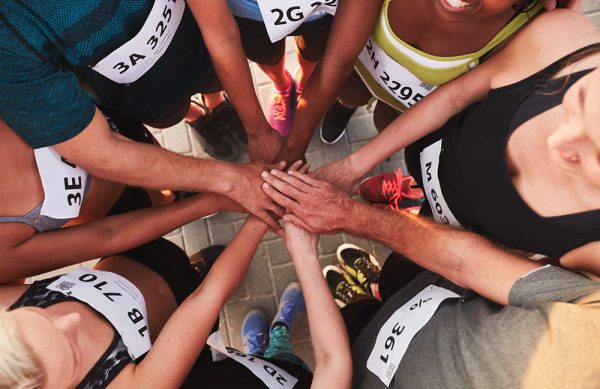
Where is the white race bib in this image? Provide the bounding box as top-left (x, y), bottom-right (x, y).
top-left (207, 332), bottom-right (299, 389)
top-left (47, 268), bottom-right (151, 360)
top-left (358, 38), bottom-right (436, 109)
top-left (419, 140), bottom-right (461, 226)
top-left (93, 0), bottom-right (185, 84)
top-left (34, 147), bottom-right (88, 220)
top-left (366, 285), bottom-right (460, 387)
top-left (257, 0), bottom-right (337, 43)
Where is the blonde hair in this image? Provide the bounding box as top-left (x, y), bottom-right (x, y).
top-left (0, 311), bottom-right (44, 389)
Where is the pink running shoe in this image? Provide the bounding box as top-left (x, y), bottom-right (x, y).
top-left (267, 72), bottom-right (295, 139)
top-left (359, 169), bottom-right (424, 212)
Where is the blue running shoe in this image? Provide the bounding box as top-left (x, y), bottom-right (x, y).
top-left (271, 282), bottom-right (305, 332)
top-left (241, 309), bottom-right (268, 355)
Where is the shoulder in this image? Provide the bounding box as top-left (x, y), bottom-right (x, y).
top-left (490, 10), bottom-right (600, 88)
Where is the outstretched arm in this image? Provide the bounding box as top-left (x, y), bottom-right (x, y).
top-left (53, 108), bottom-right (285, 228)
top-left (276, 0), bottom-right (382, 162)
top-left (188, 0), bottom-right (283, 162)
top-left (262, 170), bottom-right (540, 305)
top-left (0, 193), bottom-right (241, 283)
top-left (283, 224), bottom-right (352, 389)
top-left (121, 216), bottom-right (269, 389)
top-left (312, 10), bottom-right (598, 193)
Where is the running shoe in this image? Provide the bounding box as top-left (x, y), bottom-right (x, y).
top-left (241, 309), bottom-right (269, 355)
top-left (271, 282), bottom-right (305, 332)
top-left (267, 71), bottom-right (295, 139)
top-left (323, 265), bottom-right (370, 308)
top-left (212, 97), bottom-right (248, 145)
top-left (336, 243), bottom-right (381, 291)
top-left (319, 101), bottom-right (357, 144)
top-left (187, 101), bottom-right (240, 161)
top-left (189, 244), bottom-right (226, 281)
top-left (358, 169), bottom-right (424, 211)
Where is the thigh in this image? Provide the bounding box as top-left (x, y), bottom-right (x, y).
top-left (294, 15), bottom-right (333, 62)
top-left (235, 16), bottom-right (286, 65)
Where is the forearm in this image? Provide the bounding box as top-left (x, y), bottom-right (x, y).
top-left (283, 0), bottom-right (381, 159)
top-left (54, 109), bottom-right (238, 194)
top-left (188, 1), bottom-right (269, 135)
top-left (343, 201), bottom-right (538, 304)
top-left (135, 217), bottom-right (268, 388)
top-left (347, 87), bottom-right (460, 178)
top-left (6, 193), bottom-right (232, 282)
top-left (290, 251), bottom-right (352, 387)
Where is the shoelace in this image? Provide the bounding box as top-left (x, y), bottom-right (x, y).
top-left (335, 281), bottom-right (365, 305)
top-left (278, 302), bottom-right (296, 323)
top-left (354, 257), bottom-right (380, 286)
top-left (381, 169), bottom-right (422, 211)
top-left (245, 331), bottom-right (267, 352)
top-left (271, 91), bottom-right (289, 121)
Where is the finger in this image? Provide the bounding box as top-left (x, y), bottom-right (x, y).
top-left (288, 160), bottom-right (304, 172)
top-left (298, 163), bottom-right (310, 174)
top-left (543, 0), bottom-right (556, 9)
top-left (283, 214), bottom-right (315, 233)
top-left (267, 202), bottom-right (286, 219)
top-left (273, 227), bottom-right (286, 239)
top-left (262, 170), bottom-right (308, 199)
top-left (277, 160), bottom-right (288, 170)
top-left (261, 182), bottom-right (301, 212)
top-left (269, 169), bottom-right (313, 194)
top-left (256, 209), bottom-right (280, 230)
top-left (287, 169), bottom-right (321, 187)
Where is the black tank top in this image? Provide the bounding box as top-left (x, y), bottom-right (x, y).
top-left (9, 277), bottom-right (133, 389)
top-left (405, 44), bottom-right (600, 259)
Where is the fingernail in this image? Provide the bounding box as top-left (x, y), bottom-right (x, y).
top-left (287, 170), bottom-right (294, 175)
top-left (270, 169), bottom-right (278, 176)
top-left (262, 183), bottom-right (270, 190)
top-left (261, 171), bottom-right (269, 178)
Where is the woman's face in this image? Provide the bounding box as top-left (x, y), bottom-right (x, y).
top-left (432, 0), bottom-right (518, 21)
top-left (12, 308), bottom-right (83, 389)
top-left (548, 68), bottom-right (600, 187)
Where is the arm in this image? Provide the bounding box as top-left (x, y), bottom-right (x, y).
top-left (312, 10), bottom-right (597, 193)
top-left (284, 224), bottom-right (352, 388)
top-left (187, 0), bottom-right (283, 162)
top-left (53, 108), bottom-right (284, 228)
top-left (0, 193), bottom-right (240, 283)
top-left (122, 216), bottom-right (269, 389)
top-left (262, 170), bottom-right (540, 305)
top-left (276, 0), bottom-right (383, 162)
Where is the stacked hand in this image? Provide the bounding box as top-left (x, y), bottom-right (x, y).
top-left (261, 165), bottom-right (353, 234)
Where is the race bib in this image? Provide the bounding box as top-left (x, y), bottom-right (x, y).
top-left (366, 285), bottom-right (460, 386)
top-left (34, 147), bottom-right (88, 220)
top-left (419, 140), bottom-right (461, 226)
top-left (358, 38), bottom-right (435, 109)
top-left (207, 332), bottom-right (298, 389)
top-left (93, 0), bottom-right (185, 84)
top-left (257, 0), bottom-right (337, 43)
top-left (47, 268), bottom-right (151, 360)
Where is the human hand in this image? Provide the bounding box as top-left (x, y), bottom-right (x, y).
top-left (274, 144), bottom-right (306, 166)
top-left (227, 160), bottom-right (287, 229)
top-left (311, 157), bottom-right (362, 195)
top-left (283, 221), bottom-right (319, 259)
top-left (543, 0), bottom-right (580, 11)
top-left (261, 169), bottom-right (353, 234)
top-left (248, 127), bottom-right (284, 163)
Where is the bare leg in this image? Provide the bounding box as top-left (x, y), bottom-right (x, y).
top-left (258, 55), bottom-right (292, 91)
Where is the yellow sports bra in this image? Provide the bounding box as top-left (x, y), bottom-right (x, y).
top-left (355, 0), bottom-right (544, 112)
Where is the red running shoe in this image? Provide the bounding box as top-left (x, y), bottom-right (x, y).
top-left (359, 169), bottom-right (424, 211)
